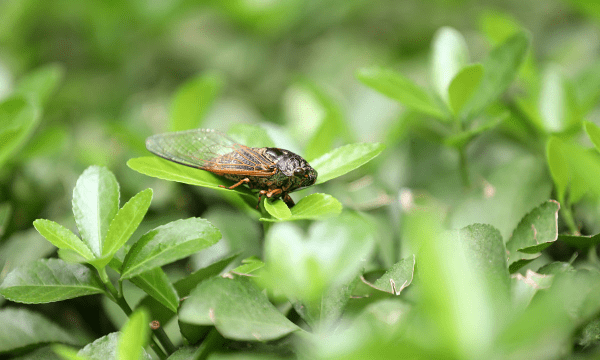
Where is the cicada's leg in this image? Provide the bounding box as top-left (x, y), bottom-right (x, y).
top-left (219, 178), bottom-right (250, 190)
top-left (266, 188), bottom-right (282, 198)
top-left (257, 189), bottom-right (268, 209)
top-left (282, 194), bottom-right (295, 208)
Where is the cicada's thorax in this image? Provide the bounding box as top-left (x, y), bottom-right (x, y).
top-left (217, 147), bottom-right (306, 196)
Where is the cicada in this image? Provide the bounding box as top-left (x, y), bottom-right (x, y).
top-left (146, 129), bottom-right (317, 208)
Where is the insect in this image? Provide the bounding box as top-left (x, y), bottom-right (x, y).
top-left (146, 129), bottom-right (317, 208)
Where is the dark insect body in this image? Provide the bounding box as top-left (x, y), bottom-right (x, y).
top-left (146, 129), bottom-right (317, 208)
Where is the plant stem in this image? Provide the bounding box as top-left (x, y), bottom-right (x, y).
top-left (101, 276), bottom-right (171, 359)
top-left (112, 287), bottom-right (169, 359)
top-left (459, 146), bottom-right (470, 188)
top-left (192, 329), bottom-right (225, 360)
top-left (148, 339), bottom-right (168, 360)
top-left (153, 325), bottom-right (177, 355)
top-left (561, 203), bottom-right (579, 235)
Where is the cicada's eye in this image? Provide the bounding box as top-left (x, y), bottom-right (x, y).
top-left (294, 168), bottom-right (305, 176)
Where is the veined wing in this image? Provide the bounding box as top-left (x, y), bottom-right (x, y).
top-left (146, 129), bottom-right (277, 176)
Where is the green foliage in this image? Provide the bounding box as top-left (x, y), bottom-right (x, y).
top-left (311, 143), bottom-right (386, 184)
top-left (258, 214), bottom-right (375, 307)
top-left (0, 259), bottom-right (105, 303)
top-left (127, 156), bottom-right (255, 197)
top-left (120, 218), bottom-right (221, 279)
top-left (448, 64), bottom-right (484, 115)
top-left (0, 308), bottom-right (81, 353)
top-left (4, 2), bottom-right (600, 360)
top-left (117, 309), bottom-right (151, 360)
top-left (169, 73), bottom-right (223, 132)
top-left (460, 32), bottom-right (530, 121)
top-left (356, 67), bottom-right (447, 119)
top-left (75, 332), bottom-right (152, 360)
top-left (179, 277), bottom-right (299, 341)
top-left (506, 200), bottom-right (560, 272)
top-left (0, 96), bottom-right (40, 168)
top-left (368, 255), bottom-right (415, 295)
top-left (261, 193), bottom-right (342, 221)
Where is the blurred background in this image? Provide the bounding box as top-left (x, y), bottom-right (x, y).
top-left (1, 0), bottom-right (600, 347)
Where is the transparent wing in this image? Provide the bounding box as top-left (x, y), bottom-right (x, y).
top-left (146, 129), bottom-right (277, 176)
top-left (146, 129), bottom-right (238, 168)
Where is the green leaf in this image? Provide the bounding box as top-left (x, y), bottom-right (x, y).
top-left (32, 219), bottom-right (95, 261)
top-left (295, 275), bottom-right (361, 331)
top-left (78, 332), bottom-right (151, 360)
top-left (458, 224), bottom-right (511, 299)
top-left (449, 156), bottom-right (552, 241)
top-left (538, 261), bottom-right (574, 275)
top-left (0, 229), bottom-right (56, 282)
top-left (120, 218), bottom-right (221, 279)
top-left (179, 277), bottom-right (299, 341)
top-left (558, 233), bottom-right (600, 249)
top-left (108, 254), bottom-right (180, 315)
top-left (0, 259), bottom-right (105, 303)
top-left (203, 207), bottom-right (262, 257)
top-left (0, 202), bottom-right (11, 238)
top-left (19, 125), bottom-right (69, 160)
top-left (356, 67), bottom-right (446, 119)
top-left (444, 111), bottom-right (507, 149)
top-left (496, 270), bottom-right (600, 358)
top-left (127, 157), bottom-right (255, 197)
top-left (585, 121), bottom-right (600, 153)
top-left (131, 267), bottom-right (179, 313)
top-left (311, 143), bottom-right (385, 184)
top-left (163, 348), bottom-right (197, 360)
top-left (57, 249), bottom-right (88, 264)
top-left (133, 255), bottom-right (239, 327)
top-left (546, 136), bottom-right (569, 203)
top-left (174, 253), bottom-right (239, 298)
top-left (72, 166), bottom-right (120, 257)
top-left (574, 59), bottom-right (600, 113)
top-left (367, 255), bottom-right (415, 295)
top-left (100, 188), bottom-right (153, 266)
top-left (480, 11), bottom-right (524, 45)
top-left (406, 205), bottom-right (508, 358)
top-left (460, 32), bottom-right (529, 121)
top-left (510, 270), bottom-right (553, 311)
top-left (7, 346), bottom-right (66, 360)
top-left (506, 201), bottom-right (560, 272)
top-left (118, 309), bottom-right (150, 360)
top-left (448, 64), bottom-right (484, 115)
top-left (53, 345), bottom-right (90, 360)
top-left (260, 193), bottom-right (342, 222)
top-left (478, 11), bottom-right (538, 85)
top-left (263, 199), bottom-right (291, 220)
top-left (16, 63), bottom-right (65, 106)
top-left (430, 27), bottom-right (469, 104)
top-left (579, 319), bottom-right (600, 348)
top-left (170, 72), bottom-right (223, 131)
top-left (0, 308), bottom-right (80, 353)
top-left (229, 256), bottom-right (265, 276)
top-left (537, 64), bottom-right (578, 133)
top-left (547, 138), bottom-right (600, 201)
top-left (259, 214), bottom-right (375, 305)
top-left (294, 81), bottom-right (349, 161)
top-left (305, 299), bottom-right (420, 358)
top-left (0, 96), bottom-right (40, 168)
top-left (289, 193), bottom-right (342, 220)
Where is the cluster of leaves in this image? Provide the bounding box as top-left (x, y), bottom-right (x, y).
top-left (0, 127), bottom-right (385, 359)
top-left (4, 2), bottom-right (600, 360)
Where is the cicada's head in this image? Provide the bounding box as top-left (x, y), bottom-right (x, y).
top-left (292, 164), bottom-right (317, 190)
